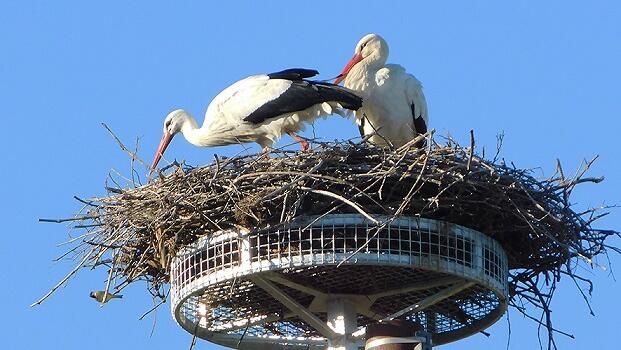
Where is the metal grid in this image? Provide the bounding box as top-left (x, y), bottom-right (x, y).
top-left (171, 215), bottom-right (508, 349)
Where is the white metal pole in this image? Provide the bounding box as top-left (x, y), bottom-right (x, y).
top-left (326, 298), bottom-right (358, 350)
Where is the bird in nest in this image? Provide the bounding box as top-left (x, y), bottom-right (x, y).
top-left (150, 68), bottom-right (362, 170)
top-left (334, 33), bottom-right (429, 148)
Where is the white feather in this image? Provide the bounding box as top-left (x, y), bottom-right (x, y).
top-left (343, 34), bottom-right (429, 147)
top-left (177, 75), bottom-right (349, 149)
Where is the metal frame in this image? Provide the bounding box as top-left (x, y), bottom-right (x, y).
top-left (170, 214), bottom-right (509, 349)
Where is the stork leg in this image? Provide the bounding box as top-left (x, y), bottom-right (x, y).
top-left (260, 147), bottom-right (273, 158)
top-left (287, 132), bottom-right (310, 151)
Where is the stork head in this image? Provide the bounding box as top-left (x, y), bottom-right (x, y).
top-left (334, 33), bottom-right (389, 85)
top-left (150, 109), bottom-right (191, 171)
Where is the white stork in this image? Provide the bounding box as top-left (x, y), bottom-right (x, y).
top-left (150, 68), bottom-right (362, 170)
top-left (334, 34), bottom-right (428, 148)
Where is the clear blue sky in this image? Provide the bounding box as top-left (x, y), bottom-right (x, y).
top-left (1, 1), bottom-right (619, 349)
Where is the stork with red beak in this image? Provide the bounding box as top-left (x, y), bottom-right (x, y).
top-left (334, 34), bottom-right (429, 148)
top-left (150, 68), bottom-right (362, 170)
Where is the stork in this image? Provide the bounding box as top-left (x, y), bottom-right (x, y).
top-left (334, 34), bottom-right (428, 148)
top-left (150, 68), bottom-right (362, 170)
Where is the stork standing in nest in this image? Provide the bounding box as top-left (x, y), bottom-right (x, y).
top-left (151, 68), bottom-right (362, 170)
top-left (334, 34), bottom-right (429, 148)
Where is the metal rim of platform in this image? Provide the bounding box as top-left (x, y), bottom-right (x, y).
top-left (170, 214), bottom-right (509, 349)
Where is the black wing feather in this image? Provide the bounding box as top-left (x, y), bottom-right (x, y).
top-left (358, 117), bottom-right (365, 137)
top-left (411, 103), bottom-right (427, 134)
top-left (243, 81), bottom-right (362, 125)
top-left (411, 103), bottom-right (427, 148)
top-left (267, 68), bottom-right (319, 81)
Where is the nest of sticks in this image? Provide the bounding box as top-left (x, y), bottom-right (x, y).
top-left (38, 132), bottom-right (618, 348)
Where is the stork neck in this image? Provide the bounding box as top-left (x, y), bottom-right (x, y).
top-left (179, 114), bottom-right (210, 147)
top-left (345, 61), bottom-right (381, 91)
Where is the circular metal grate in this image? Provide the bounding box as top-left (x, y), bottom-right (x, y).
top-left (170, 215), bottom-right (508, 349)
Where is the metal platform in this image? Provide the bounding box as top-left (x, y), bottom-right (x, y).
top-left (170, 214), bottom-right (508, 349)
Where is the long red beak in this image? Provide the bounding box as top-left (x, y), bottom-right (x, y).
top-left (150, 132), bottom-right (174, 171)
top-left (334, 53), bottom-right (363, 85)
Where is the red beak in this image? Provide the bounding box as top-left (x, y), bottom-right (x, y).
top-left (150, 131), bottom-right (174, 171)
top-left (334, 53), bottom-right (363, 85)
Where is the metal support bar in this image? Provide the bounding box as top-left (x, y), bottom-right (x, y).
top-left (369, 276), bottom-right (464, 299)
top-left (250, 275), bottom-right (337, 339)
top-left (263, 272), bottom-right (380, 323)
top-left (384, 281), bottom-right (476, 320)
top-left (263, 271), bottom-right (326, 297)
top-left (326, 298), bottom-right (359, 350)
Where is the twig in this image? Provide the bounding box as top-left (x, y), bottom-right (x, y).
top-left (39, 216), bottom-right (95, 223)
top-left (31, 249), bottom-right (95, 307)
top-left (299, 187), bottom-right (378, 224)
top-left (101, 122), bottom-right (148, 168)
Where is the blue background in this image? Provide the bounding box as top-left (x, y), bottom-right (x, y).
top-left (1, 1), bottom-right (619, 349)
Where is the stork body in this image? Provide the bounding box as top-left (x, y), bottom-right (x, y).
top-left (151, 69), bottom-right (362, 169)
top-left (335, 34), bottom-right (428, 148)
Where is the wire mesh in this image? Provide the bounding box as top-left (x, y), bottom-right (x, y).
top-left (171, 215), bottom-right (508, 348)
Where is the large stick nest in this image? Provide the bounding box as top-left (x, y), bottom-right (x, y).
top-left (40, 133), bottom-right (619, 347)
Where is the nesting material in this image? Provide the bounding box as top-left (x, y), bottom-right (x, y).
top-left (40, 133), bottom-right (618, 345)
